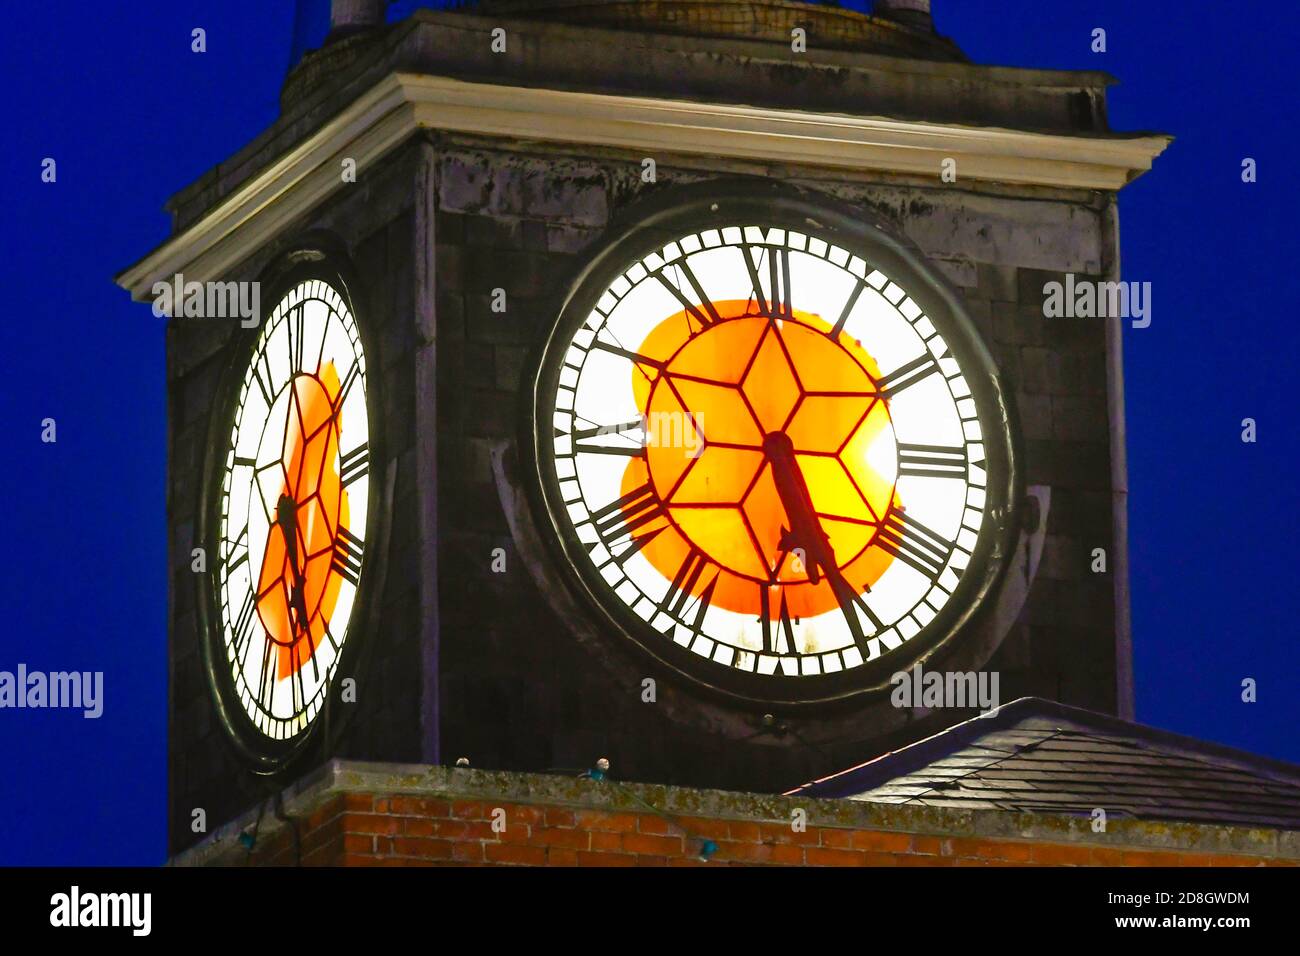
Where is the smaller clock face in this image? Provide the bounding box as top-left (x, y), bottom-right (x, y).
top-left (532, 197), bottom-right (1017, 705)
top-left (213, 277), bottom-right (370, 745)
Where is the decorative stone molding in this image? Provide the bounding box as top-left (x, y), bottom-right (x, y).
top-left (116, 72), bottom-right (1170, 301)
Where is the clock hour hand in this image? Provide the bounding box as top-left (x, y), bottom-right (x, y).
top-left (761, 432), bottom-right (835, 585)
top-left (276, 494), bottom-right (311, 637)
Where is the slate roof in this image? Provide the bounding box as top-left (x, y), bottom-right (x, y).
top-left (787, 698), bottom-right (1300, 830)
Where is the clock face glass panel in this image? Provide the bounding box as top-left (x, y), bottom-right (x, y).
top-left (539, 218), bottom-right (1001, 699)
top-left (215, 278), bottom-right (369, 742)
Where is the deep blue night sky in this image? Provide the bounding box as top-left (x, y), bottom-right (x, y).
top-left (0, 1), bottom-right (1295, 865)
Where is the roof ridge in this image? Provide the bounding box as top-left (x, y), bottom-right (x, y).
top-left (887, 728), bottom-right (1073, 807)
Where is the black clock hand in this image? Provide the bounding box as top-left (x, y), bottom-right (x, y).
top-left (762, 431), bottom-right (872, 647)
top-left (276, 494), bottom-right (311, 637)
top-left (761, 431), bottom-right (836, 584)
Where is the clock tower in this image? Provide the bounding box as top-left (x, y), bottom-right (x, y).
top-left (117, 0), bottom-right (1168, 854)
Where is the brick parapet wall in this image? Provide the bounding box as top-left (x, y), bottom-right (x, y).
top-left (175, 761), bottom-right (1300, 867)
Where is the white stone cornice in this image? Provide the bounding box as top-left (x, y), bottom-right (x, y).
top-left (116, 72), bottom-right (1170, 299)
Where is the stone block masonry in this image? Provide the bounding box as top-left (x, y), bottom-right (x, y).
top-left (432, 135), bottom-right (1122, 794)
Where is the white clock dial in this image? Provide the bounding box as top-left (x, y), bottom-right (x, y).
top-left (533, 202), bottom-right (1016, 704)
top-left (214, 277), bottom-right (370, 741)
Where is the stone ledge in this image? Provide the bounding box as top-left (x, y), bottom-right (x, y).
top-left (172, 758), bottom-right (1300, 866)
top-left (117, 71), bottom-right (1167, 302)
top-left (164, 7), bottom-right (1141, 237)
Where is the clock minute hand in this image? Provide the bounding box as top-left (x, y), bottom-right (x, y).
top-left (762, 431), bottom-right (873, 649)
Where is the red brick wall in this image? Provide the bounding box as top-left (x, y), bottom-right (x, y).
top-left (236, 792), bottom-right (1291, 867)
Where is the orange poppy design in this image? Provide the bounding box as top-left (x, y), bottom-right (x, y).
top-left (255, 364), bottom-right (350, 680)
top-left (622, 300), bottom-right (900, 621)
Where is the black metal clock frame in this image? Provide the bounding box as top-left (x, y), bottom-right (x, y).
top-left (525, 181), bottom-right (1023, 712)
top-left (195, 246), bottom-right (390, 776)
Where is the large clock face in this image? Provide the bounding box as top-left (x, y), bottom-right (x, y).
top-left (211, 275), bottom-right (370, 749)
top-left (532, 196), bottom-right (1016, 706)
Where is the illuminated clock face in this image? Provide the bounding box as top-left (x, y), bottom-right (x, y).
top-left (533, 199), bottom-right (1015, 704)
top-left (213, 276), bottom-right (370, 744)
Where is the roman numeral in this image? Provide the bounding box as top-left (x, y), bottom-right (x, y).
top-left (829, 278), bottom-right (866, 341)
top-left (224, 523), bottom-right (250, 574)
top-left (591, 339), bottom-right (665, 371)
top-left (339, 443), bottom-right (370, 487)
top-left (334, 362), bottom-right (361, 412)
top-left (574, 445), bottom-right (646, 458)
top-left (875, 509), bottom-right (953, 580)
top-left (591, 524), bottom-right (666, 570)
top-left (878, 354), bottom-right (940, 397)
top-left (680, 572), bottom-right (718, 640)
top-left (586, 482), bottom-right (665, 550)
top-left (828, 572), bottom-right (882, 651)
top-left (570, 420), bottom-right (646, 458)
top-left (231, 587), bottom-right (259, 663)
top-left (743, 245), bottom-right (768, 316)
top-left (332, 526), bottom-right (365, 586)
top-left (655, 260), bottom-right (720, 329)
top-left (288, 622), bottom-right (319, 711)
top-left (759, 585), bottom-right (797, 655)
top-left (251, 351), bottom-right (274, 408)
top-left (659, 546), bottom-right (715, 621)
top-left (300, 621), bottom-right (321, 683)
top-left (769, 246), bottom-right (792, 319)
top-left (897, 443), bottom-right (967, 480)
top-left (289, 641), bottom-right (304, 715)
top-left (287, 305), bottom-right (306, 373)
top-left (256, 634), bottom-right (276, 713)
top-left (323, 623), bottom-right (341, 654)
top-left (743, 245), bottom-right (792, 319)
